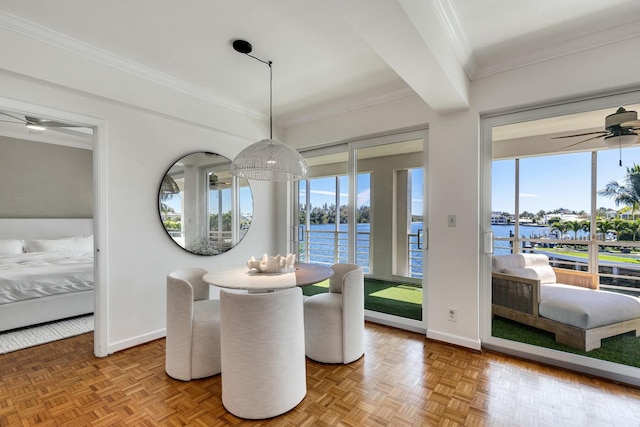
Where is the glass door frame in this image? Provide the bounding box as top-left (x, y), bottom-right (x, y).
top-left (292, 127), bottom-right (429, 332)
top-left (480, 90), bottom-right (640, 386)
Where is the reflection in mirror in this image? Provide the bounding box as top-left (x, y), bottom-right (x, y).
top-left (159, 152), bottom-right (253, 255)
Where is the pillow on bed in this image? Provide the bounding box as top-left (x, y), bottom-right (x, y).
top-left (23, 235), bottom-right (93, 252)
top-left (0, 239), bottom-right (24, 254)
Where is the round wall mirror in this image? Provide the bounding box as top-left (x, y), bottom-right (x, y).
top-left (158, 152), bottom-right (253, 255)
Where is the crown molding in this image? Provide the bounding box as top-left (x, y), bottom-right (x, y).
top-left (470, 20), bottom-right (640, 80)
top-left (425, 3), bottom-right (640, 81)
top-left (0, 11), bottom-right (265, 122)
top-left (430, 0), bottom-right (477, 79)
top-left (277, 87), bottom-right (416, 128)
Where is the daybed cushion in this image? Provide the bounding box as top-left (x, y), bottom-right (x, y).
top-left (494, 254), bottom-right (556, 284)
top-left (539, 284), bottom-right (640, 329)
top-left (492, 253), bottom-right (550, 270)
top-left (0, 239), bottom-right (24, 255)
top-left (502, 266), bottom-right (557, 284)
top-left (23, 235), bottom-right (93, 253)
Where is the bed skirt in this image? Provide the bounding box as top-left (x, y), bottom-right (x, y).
top-left (0, 291), bottom-right (94, 332)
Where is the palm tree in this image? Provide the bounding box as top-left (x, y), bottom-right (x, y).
top-left (612, 219), bottom-right (631, 241)
top-left (597, 218), bottom-right (614, 235)
top-left (566, 220), bottom-right (584, 239)
top-left (627, 219), bottom-right (640, 242)
top-left (550, 221), bottom-right (568, 239)
top-left (598, 163), bottom-right (640, 218)
top-left (580, 220), bottom-right (591, 238)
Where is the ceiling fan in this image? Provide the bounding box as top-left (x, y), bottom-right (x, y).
top-left (552, 106), bottom-right (640, 166)
top-left (0, 111), bottom-right (83, 131)
top-left (209, 173), bottom-right (231, 188)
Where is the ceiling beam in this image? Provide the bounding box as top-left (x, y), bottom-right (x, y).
top-left (333, 0), bottom-right (470, 112)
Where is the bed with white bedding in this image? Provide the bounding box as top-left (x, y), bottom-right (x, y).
top-left (0, 218), bottom-right (94, 332)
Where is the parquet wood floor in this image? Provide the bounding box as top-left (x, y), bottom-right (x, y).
top-left (1, 322), bottom-right (640, 426)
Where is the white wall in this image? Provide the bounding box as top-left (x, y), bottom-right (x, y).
top-left (0, 72), bottom-right (277, 355)
top-left (2, 17), bottom-right (639, 355)
top-left (284, 37), bottom-right (640, 350)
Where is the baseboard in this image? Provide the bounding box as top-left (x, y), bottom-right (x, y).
top-left (483, 338), bottom-right (640, 388)
top-left (427, 329), bottom-right (482, 351)
top-left (365, 310), bottom-right (425, 334)
top-left (107, 328), bottom-right (165, 354)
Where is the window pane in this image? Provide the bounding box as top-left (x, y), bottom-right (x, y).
top-left (492, 159), bottom-right (515, 254)
top-left (597, 145), bottom-right (640, 297)
top-left (356, 173), bottom-right (370, 271)
top-left (519, 152), bottom-right (591, 217)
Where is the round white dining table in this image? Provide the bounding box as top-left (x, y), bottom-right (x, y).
top-left (202, 263), bottom-right (333, 292)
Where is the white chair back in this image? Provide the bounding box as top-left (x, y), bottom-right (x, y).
top-left (220, 287), bottom-right (306, 419)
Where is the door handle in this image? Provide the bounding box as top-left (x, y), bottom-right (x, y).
top-left (484, 231), bottom-right (494, 254)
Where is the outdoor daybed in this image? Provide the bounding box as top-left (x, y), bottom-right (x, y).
top-left (492, 253), bottom-right (640, 351)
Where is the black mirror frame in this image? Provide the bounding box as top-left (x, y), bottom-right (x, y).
top-left (158, 151), bottom-right (253, 256)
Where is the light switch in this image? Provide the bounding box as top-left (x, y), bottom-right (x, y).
top-left (448, 215), bottom-right (456, 227)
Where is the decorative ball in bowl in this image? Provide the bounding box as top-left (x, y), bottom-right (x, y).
top-left (247, 253), bottom-right (296, 274)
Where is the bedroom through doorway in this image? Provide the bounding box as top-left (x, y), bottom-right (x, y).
top-left (0, 101), bottom-right (99, 354)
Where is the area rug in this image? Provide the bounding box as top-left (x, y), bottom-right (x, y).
top-left (0, 315), bottom-right (94, 354)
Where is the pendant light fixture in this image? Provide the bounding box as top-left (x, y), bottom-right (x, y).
top-left (229, 39), bottom-right (308, 181)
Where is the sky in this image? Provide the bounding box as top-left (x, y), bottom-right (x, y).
top-left (492, 145), bottom-right (640, 214)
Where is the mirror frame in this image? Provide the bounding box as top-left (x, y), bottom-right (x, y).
top-left (158, 151), bottom-right (253, 255)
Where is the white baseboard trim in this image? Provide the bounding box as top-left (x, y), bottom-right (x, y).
top-left (365, 310), bottom-right (425, 334)
top-left (483, 338), bottom-right (640, 387)
top-left (427, 329), bottom-right (482, 351)
top-left (107, 328), bottom-right (165, 355)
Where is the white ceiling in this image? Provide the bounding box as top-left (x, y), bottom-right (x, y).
top-left (1, 0), bottom-right (639, 132)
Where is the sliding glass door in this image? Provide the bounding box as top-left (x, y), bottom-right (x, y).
top-left (482, 93), bottom-right (640, 384)
top-left (294, 129), bottom-right (427, 325)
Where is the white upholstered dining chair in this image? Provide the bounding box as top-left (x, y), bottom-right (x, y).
top-left (220, 287), bottom-right (306, 419)
top-left (165, 268), bottom-right (221, 381)
top-left (303, 263), bottom-right (365, 364)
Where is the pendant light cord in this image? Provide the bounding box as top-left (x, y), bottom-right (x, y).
top-left (244, 53), bottom-right (273, 139)
top-left (269, 60), bottom-right (273, 139)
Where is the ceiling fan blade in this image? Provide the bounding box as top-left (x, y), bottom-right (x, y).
top-left (621, 120), bottom-right (640, 128)
top-left (0, 119), bottom-right (23, 124)
top-left (0, 111), bottom-right (27, 124)
top-left (25, 116), bottom-right (79, 128)
top-left (551, 130), bottom-right (609, 139)
top-left (562, 134), bottom-right (606, 149)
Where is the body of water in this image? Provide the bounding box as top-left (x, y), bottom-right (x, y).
top-left (492, 224), bottom-right (593, 255)
top-left (302, 222), bottom-right (424, 277)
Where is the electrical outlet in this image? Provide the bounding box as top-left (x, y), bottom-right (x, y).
top-left (448, 307), bottom-right (457, 322)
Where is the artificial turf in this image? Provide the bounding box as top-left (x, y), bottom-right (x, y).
top-left (302, 278), bottom-right (422, 321)
top-left (305, 279), bottom-right (639, 367)
top-left (492, 316), bottom-right (640, 368)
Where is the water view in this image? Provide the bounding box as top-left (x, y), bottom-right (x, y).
top-left (492, 224), bottom-right (590, 255)
top-left (301, 222), bottom-right (424, 278)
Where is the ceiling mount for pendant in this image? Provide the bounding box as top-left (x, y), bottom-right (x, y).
top-left (229, 39), bottom-right (308, 182)
top-left (232, 39), bottom-right (252, 55)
